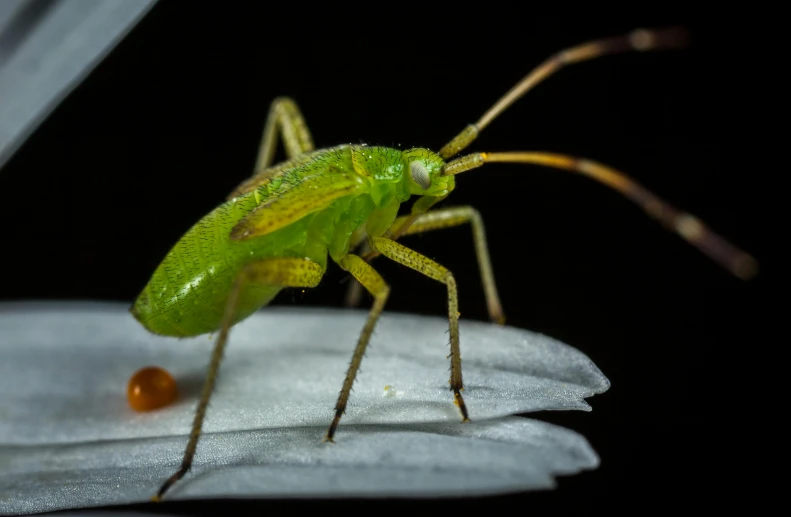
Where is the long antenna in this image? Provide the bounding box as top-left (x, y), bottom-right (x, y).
top-left (439, 27), bottom-right (690, 159)
top-left (442, 151), bottom-right (758, 280)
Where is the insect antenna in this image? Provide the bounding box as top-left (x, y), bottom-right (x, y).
top-left (439, 27), bottom-right (690, 160)
top-left (442, 151), bottom-right (758, 280)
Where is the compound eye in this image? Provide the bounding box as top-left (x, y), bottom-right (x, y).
top-left (410, 161), bottom-right (431, 190)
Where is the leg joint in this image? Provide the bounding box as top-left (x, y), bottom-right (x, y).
top-left (272, 96), bottom-right (298, 108)
top-left (463, 205), bottom-right (483, 225)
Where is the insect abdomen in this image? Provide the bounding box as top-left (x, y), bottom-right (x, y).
top-left (131, 192), bottom-right (301, 336)
top-left (132, 146), bottom-right (369, 337)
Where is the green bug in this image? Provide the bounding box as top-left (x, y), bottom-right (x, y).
top-left (131, 27), bottom-right (757, 500)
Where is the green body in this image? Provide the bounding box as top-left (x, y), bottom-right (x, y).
top-left (131, 144), bottom-right (454, 336)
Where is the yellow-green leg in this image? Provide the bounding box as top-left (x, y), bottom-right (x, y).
top-left (228, 98), bottom-right (317, 199)
top-left (154, 257), bottom-right (323, 501)
top-left (370, 237), bottom-right (470, 422)
top-left (326, 254), bottom-right (390, 441)
top-left (254, 97), bottom-right (315, 172)
top-left (345, 206), bottom-right (505, 325)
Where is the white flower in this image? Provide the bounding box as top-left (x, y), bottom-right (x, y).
top-left (0, 303), bottom-right (609, 514)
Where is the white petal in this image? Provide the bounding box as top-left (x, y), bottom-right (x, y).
top-left (0, 302), bottom-right (609, 514)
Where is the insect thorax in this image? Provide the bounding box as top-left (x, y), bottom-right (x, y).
top-left (349, 145), bottom-right (452, 200)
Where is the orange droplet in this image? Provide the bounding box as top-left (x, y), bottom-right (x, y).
top-left (127, 366), bottom-right (178, 412)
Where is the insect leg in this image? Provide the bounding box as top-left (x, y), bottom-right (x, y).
top-left (369, 237), bottom-right (469, 422)
top-left (154, 257), bottom-right (323, 501)
top-left (342, 239), bottom-right (370, 308)
top-left (346, 207), bottom-right (504, 324)
top-left (396, 207), bottom-right (503, 324)
top-left (327, 254), bottom-right (390, 442)
top-left (253, 97), bottom-right (315, 174)
top-left (344, 195), bottom-right (442, 308)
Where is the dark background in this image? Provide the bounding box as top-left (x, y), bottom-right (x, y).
top-left (0, 5), bottom-right (770, 515)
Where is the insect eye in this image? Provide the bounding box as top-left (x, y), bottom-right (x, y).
top-left (409, 161), bottom-right (431, 190)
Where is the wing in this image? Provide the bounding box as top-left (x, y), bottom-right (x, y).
top-left (227, 149), bottom-right (328, 200)
top-left (227, 144), bottom-right (352, 200)
top-left (230, 169), bottom-right (364, 241)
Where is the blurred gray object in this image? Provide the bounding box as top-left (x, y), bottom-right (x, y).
top-left (0, 0), bottom-right (157, 169)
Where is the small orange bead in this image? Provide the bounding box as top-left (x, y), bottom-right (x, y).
top-left (127, 366), bottom-right (178, 412)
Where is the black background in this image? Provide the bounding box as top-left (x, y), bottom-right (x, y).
top-left (0, 5), bottom-right (771, 515)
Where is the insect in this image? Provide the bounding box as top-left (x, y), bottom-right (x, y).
top-left (130, 27), bottom-right (757, 500)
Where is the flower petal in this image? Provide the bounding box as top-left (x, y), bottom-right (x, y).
top-left (0, 302), bottom-right (608, 513)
